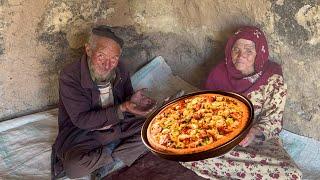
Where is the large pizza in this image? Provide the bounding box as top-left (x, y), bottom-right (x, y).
top-left (147, 93), bottom-right (249, 154)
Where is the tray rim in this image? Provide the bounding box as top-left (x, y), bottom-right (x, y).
top-left (141, 90), bottom-right (254, 161)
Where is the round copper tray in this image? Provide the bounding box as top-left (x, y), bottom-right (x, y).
top-left (141, 90), bottom-right (254, 162)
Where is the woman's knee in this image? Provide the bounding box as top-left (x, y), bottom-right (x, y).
top-left (291, 166), bottom-right (303, 179)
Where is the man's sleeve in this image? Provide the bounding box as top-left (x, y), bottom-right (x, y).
top-left (59, 73), bottom-right (120, 130)
top-left (123, 71), bottom-right (134, 100)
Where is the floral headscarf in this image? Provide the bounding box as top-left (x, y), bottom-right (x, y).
top-left (205, 26), bottom-right (282, 95)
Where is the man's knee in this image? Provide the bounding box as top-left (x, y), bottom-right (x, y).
top-left (63, 157), bottom-right (91, 179)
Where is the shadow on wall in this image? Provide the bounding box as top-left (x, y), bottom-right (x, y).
top-left (112, 26), bottom-right (226, 88)
top-left (128, 24), bottom-right (259, 88)
top-left (35, 24), bottom-right (256, 105)
top-left (36, 30), bottom-right (83, 109)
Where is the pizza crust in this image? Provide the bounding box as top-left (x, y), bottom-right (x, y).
top-left (147, 93), bottom-right (250, 155)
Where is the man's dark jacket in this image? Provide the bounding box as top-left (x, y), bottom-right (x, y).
top-left (53, 55), bottom-right (139, 159)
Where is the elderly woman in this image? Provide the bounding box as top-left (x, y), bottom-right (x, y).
top-left (181, 26), bottom-right (302, 179)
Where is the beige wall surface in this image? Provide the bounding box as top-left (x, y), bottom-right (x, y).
top-left (0, 0), bottom-right (319, 139)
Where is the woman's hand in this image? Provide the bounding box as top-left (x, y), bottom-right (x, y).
top-left (239, 127), bottom-right (262, 147)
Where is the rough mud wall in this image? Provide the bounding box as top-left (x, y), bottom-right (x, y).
top-left (0, 0), bottom-right (319, 139)
top-left (0, 0), bottom-right (109, 120)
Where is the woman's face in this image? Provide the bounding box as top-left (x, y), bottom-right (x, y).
top-left (231, 39), bottom-right (256, 75)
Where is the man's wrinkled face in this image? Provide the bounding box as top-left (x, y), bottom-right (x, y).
top-left (231, 38), bottom-right (256, 75)
top-left (85, 36), bottom-right (121, 81)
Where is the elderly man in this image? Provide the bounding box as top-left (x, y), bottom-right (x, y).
top-left (52, 25), bottom-right (155, 179)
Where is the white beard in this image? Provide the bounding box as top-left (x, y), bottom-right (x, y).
top-left (88, 58), bottom-right (115, 83)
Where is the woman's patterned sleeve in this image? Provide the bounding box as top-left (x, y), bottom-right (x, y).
top-left (254, 75), bottom-right (287, 141)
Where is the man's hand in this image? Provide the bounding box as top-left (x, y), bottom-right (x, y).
top-left (120, 101), bottom-right (153, 116)
top-left (130, 89), bottom-right (156, 110)
top-left (239, 127), bottom-right (262, 147)
top-left (120, 89), bottom-right (157, 117)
